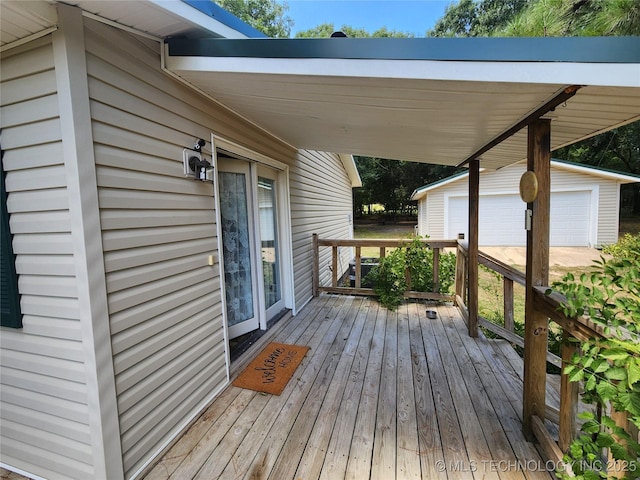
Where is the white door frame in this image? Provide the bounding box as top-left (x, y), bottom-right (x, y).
top-left (211, 134), bottom-right (295, 337)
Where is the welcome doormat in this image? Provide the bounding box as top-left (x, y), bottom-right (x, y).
top-left (232, 342), bottom-right (310, 395)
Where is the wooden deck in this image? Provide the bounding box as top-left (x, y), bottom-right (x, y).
top-left (144, 295), bottom-right (557, 480)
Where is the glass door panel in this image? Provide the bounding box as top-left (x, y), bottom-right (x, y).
top-left (258, 177), bottom-right (281, 309)
top-left (257, 165), bottom-right (286, 319)
top-left (218, 160), bottom-right (259, 338)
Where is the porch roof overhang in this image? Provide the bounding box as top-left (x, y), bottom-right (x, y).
top-left (165, 36), bottom-right (640, 171)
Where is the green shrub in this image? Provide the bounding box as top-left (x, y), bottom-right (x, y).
top-left (366, 236), bottom-right (456, 310)
top-left (551, 253), bottom-right (640, 479)
top-left (602, 233), bottom-right (640, 261)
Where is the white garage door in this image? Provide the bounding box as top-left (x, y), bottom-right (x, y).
top-left (550, 191), bottom-right (591, 246)
top-left (447, 191), bottom-right (591, 246)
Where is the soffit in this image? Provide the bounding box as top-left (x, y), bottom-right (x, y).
top-left (165, 55), bottom-right (640, 169)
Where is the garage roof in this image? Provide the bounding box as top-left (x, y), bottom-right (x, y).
top-left (410, 159), bottom-right (640, 201)
top-left (165, 36), bottom-right (640, 170)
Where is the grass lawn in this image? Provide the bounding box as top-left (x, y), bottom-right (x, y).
top-left (354, 221), bottom-right (416, 257)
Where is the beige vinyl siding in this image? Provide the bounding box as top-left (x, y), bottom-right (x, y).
top-left (290, 149), bottom-right (354, 306)
top-left (595, 182), bottom-right (620, 246)
top-left (417, 198), bottom-right (428, 237)
top-left (84, 21), bottom-right (224, 478)
top-left (0, 37), bottom-right (96, 479)
top-left (425, 192), bottom-right (446, 239)
top-left (83, 17), bottom-right (338, 477)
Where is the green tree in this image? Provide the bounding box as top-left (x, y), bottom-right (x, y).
top-left (428, 0), bottom-right (529, 37)
top-left (216, 0), bottom-right (293, 38)
top-left (499, 0), bottom-right (640, 36)
top-left (353, 156), bottom-right (461, 217)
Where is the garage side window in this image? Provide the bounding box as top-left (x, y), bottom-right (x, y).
top-left (1, 155), bottom-right (22, 328)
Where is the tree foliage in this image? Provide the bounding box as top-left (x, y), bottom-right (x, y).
top-left (353, 157), bottom-right (462, 216)
top-left (215, 0), bottom-right (293, 38)
top-left (429, 0), bottom-right (640, 37)
top-left (499, 0), bottom-right (640, 36)
top-left (428, 0), bottom-right (529, 37)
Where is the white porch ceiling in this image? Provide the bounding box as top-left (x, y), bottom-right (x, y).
top-left (166, 51), bottom-right (640, 170)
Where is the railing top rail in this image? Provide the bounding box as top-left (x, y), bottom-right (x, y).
top-left (533, 286), bottom-right (607, 342)
top-left (478, 251), bottom-right (526, 286)
top-left (316, 238), bottom-right (459, 249)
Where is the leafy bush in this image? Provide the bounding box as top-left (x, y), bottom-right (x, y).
top-left (551, 253), bottom-right (640, 479)
top-left (602, 233), bottom-right (640, 261)
top-left (366, 236), bottom-right (456, 310)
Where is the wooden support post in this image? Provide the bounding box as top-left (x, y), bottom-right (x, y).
top-left (468, 159), bottom-right (480, 337)
top-left (312, 233), bottom-right (319, 297)
top-left (558, 332), bottom-right (578, 452)
top-left (503, 278), bottom-right (514, 332)
top-left (523, 118), bottom-right (551, 440)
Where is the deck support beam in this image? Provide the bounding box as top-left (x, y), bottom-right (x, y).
top-left (467, 159), bottom-right (480, 337)
top-left (523, 118), bottom-right (551, 440)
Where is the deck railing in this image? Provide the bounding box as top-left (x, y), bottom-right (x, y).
top-left (311, 234), bottom-right (457, 302)
top-left (456, 243), bottom-right (632, 477)
top-left (312, 234), bottom-right (632, 476)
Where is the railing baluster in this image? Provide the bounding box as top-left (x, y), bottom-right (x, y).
top-left (610, 408), bottom-right (630, 478)
top-left (312, 233), bottom-right (319, 297)
top-left (503, 277), bottom-right (514, 332)
top-left (433, 247), bottom-right (440, 293)
top-left (332, 245), bottom-right (338, 287)
top-left (355, 246), bottom-right (362, 288)
top-left (558, 331), bottom-right (578, 452)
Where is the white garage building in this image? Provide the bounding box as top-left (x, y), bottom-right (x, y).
top-left (411, 160), bottom-right (639, 247)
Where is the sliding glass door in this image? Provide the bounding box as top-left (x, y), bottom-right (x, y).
top-left (217, 159), bottom-right (259, 339)
top-left (257, 165), bottom-right (285, 319)
top-left (217, 159), bottom-right (286, 339)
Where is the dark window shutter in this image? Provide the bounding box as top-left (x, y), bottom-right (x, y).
top-left (1, 154), bottom-right (22, 328)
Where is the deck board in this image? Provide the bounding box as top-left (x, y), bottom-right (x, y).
top-left (145, 295), bottom-right (555, 480)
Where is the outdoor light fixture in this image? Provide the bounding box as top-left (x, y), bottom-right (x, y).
top-left (183, 138), bottom-right (214, 182)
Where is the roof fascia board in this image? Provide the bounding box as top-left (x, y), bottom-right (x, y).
top-left (339, 154), bottom-right (362, 187)
top-left (149, 0), bottom-right (260, 38)
top-left (551, 160), bottom-right (640, 183)
top-left (167, 37), bottom-right (640, 63)
top-left (165, 55), bottom-right (639, 88)
top-left (411, 171), bottom-right (471, 200)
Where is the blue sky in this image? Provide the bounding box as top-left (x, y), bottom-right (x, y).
top-left (286, 0), bottom-right (451, 37)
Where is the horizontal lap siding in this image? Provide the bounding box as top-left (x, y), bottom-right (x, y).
top-left (549, 168), bottom-right (616, 247)
top-left (83, 18), bottom-right (302, 478)
top-left (0, 38), bottom-right (95, 479)
top-left (290, 150), bottom-right (354, 306)
top-left (426, 162), bottom-right (620, 246)
top-left (595, 183), bottom-right (619, 246)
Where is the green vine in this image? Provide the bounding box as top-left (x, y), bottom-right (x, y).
top-left (365, 236), bottom-right (456, 310)
top-left (551, 245), bottom-right (640, 479)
